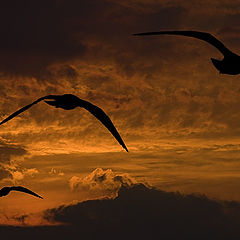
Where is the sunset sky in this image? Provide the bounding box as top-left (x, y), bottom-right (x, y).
top-left (2, 0), bottom-right (240, 238)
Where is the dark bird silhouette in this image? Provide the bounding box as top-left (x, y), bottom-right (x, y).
top-left (0, 94), bottom-right (128, 152)
top-left (133, 30), bottom-right (240, 75)
top-left (0, 186), bottom-right (43, 199)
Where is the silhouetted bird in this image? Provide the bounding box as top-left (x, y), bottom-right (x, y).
top-left (0, 186), bottom-right (43, 199)
top-left (133, 30), bottom-right (240, 75)
top-left (0, 94), bottom-right (128, 152)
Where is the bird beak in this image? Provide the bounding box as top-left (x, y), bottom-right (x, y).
top-left (43, 95), bottom-right (61, 107)
top-left (44, 100), bottom-right (59, 108)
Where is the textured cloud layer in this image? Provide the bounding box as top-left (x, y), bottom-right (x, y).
top-left (1, 0), bottom-right (240, 152)
top-left (1, 0), bottom-right (240, 226)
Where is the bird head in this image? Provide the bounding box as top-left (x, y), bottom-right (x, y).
top-left (44, 94), bottom-right (80, 110)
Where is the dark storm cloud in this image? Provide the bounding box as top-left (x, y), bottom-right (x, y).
top-left (0, 0), bottom-right (85, 77)
top-left (0, 0), bottom-right (186, 77)
top-left (2, 184), bottom-right (240, 239)
top-left (40, 184), bottom-right (240, 239)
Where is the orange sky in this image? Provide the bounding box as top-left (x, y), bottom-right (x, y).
top-left (2, 0), bottom-right (240, 228)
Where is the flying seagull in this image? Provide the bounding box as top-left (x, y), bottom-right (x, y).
top-left (133, 30), bottom-right (240, 75)
top-left (0, 94), bottom-right (128, 152)
top-left (0, 186), bottom-right (43, 199)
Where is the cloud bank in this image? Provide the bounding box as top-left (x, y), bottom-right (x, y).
top-left (2, 183), bottom-right (240, 239)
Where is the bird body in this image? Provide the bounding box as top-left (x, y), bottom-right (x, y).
top-left (133, 30), bottom-right (240, 75)
top-left (0, 186), bottom-right (43, 199)
top-left (0, 94), bottom-right (128, 152)
top-left (211, 54), bottom-right (240, 75)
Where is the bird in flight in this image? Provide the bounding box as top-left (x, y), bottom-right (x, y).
top-left (133, 30), bottom-right (240, 75)
top-left (0, 94), bottom-right (128, 152)
top-left (0, 186), bottom-right (43, 199)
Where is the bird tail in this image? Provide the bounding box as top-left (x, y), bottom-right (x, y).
top-left (211, 58), bottom-right (222, 72)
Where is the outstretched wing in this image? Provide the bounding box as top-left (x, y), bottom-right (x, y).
top-left (133, 30), bottom-right (233, 56)
top-left (0, 95), bottom-right (57, 126)
top-left (10, 186), bottom-right (43, 199)
top-left (78, 99), bottom-right (128, 152)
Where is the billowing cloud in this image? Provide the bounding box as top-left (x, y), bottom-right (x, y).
top-left (69, 168), bottom-right (137, 199)
top-left (10, 168), bottom-right (39, 182)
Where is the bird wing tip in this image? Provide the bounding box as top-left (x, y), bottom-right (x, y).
top-left (124, 146), bottom-right (129, 152)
